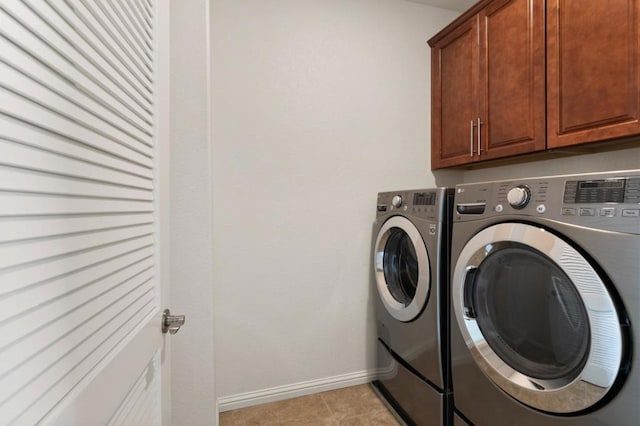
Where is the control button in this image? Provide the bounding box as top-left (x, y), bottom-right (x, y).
top-left (562, 208), bottom-right (576, 216)
top-left (507, 185), bottom-right (532, 209)
top-left (377, 205), bottom-right (387, 212)
top-left (579, 208), bottom-right (595, 216)
top-left (536, 204), bottom-right (546, 214)
top-left (600, 208), bottom-right (616, 217)
top-left (391, 195), bottom-right (403, 208)
top-left (403, 205), bottom-right (408, 211)
top-left (495, 204), bottom-right (504, 213)
top-left (622, 209), bottom-right (640, 217)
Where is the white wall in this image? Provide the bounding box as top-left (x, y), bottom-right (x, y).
top-left (170, 1), bottom-right (216, 424)
top-left (462, 147), bottom-right (640, 183)
top-left (211, 0), bottom-right (458, 406)
top-left (169, 0), bottom-right (640, 418)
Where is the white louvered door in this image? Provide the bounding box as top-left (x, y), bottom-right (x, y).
top-left (0, 0), bottom-right (169, 424)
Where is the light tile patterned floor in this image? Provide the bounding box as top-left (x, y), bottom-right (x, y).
top-left (219, 384), bottom-right (400, 425)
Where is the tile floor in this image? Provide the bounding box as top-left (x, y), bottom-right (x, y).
top-left (219, 384), bottom-right (401, 425)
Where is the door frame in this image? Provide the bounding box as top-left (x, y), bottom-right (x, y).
top-left (156, 1), bottom-right (172, 423)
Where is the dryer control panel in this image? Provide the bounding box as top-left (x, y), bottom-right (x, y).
top-left (454, 170), bottom-right (640, 235)
top-left (376, 188), bottom-right (450, 222)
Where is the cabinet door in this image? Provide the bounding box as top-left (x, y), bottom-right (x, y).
top-left (479, 0), bottom-right (546, 160)
top-left (431, 16), bottom-right (479, 169)
top-left (547, 0), bottom-right (640, 148)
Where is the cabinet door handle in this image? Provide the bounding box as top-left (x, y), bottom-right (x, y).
top-left (470, 120), bottom-right (474, 157)
top-left (477, 117), bottom-right (483, 156)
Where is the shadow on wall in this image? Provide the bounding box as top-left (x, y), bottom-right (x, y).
top-left (366, 221), bottom-right (380, 371)
top-left (433, 169), bottom-right (464, 188)
top-left (431, 146), bottom-right (640, 187)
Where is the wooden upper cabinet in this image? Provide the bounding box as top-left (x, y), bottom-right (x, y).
top-left (429, 0), bottom-right (545, 169)
top-left (547, 0), bottom-right (640, 148)
top-left (481, 0), bottom-right (546, 160)
top-left (431, 17), bottom-right (479, 168)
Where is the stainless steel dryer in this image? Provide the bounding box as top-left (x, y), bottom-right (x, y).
top-left (450, 170), bottom-right (639, 425)
top-left (372, 188), bottom-right (453, 426)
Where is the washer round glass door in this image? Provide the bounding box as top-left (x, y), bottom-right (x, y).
top-left (374, 216), bottom-right (430, 322)
top-left (452, 222), bottom-right (624, 414)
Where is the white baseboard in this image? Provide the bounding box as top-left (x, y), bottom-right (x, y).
top-left (217, 369), bottom-right (378, 412)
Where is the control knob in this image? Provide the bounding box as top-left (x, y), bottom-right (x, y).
top-left (507, 185), bottom-right (531, 209)
top-left (391, 195), bottom-right (403, 208)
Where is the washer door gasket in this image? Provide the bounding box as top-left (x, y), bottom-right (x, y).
top-left (452, 222), bottom-right (624, 414)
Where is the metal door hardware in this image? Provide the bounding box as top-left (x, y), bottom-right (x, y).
top-left (162, 309), bottom-right (186, 334)
top-left (477, 117), bottom-right (483, 156)
top-left (470, 119), bottom-right (475, 157)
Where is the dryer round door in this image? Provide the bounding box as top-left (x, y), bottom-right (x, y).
top-left (374, 216), bottom-right (431, 323)
top-left (452, 222), bottom-right (625, 414)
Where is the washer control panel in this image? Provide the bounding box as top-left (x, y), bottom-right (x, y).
top-left (507, 185), bottom-right (532, 209)
top-left (454, 170), bottom-right (640, 234)
top-left (558, 177), bottom-right (640, 220)
top-left (495, 180), bottom-right (550, 212)
top-left (563, 178), bottom-right (640, 204)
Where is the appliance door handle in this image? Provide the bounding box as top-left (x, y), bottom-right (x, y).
top-left (463, 266), bottom-right (478, 319)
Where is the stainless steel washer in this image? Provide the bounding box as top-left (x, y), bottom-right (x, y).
top-left (450, 170), bottom-right (638, 425)
top-left (372, 188), bottom-right (453, 426)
